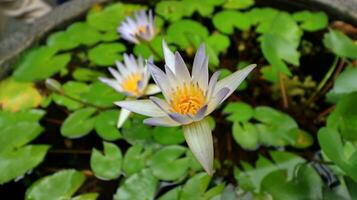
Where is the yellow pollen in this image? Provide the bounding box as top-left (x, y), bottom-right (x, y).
top-left (136, 25), bottom-right (148, 35)
top-left (170, 83), bottom-right (205, 115)
top-left (121, 73), bottom-right (142, 96)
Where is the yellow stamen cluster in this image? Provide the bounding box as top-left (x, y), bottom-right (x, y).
top-left (121, 73), bottom-right (142, 96)
top-left (135, 25), bottom-right (148, 36)
top-left (170, 83), bottom-right (206, 115)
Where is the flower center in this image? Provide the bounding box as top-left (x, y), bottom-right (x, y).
top-left (170, 83), bottom-right (205, 115)
top-left (136, 25), bottom-right (148, 36)
top-left (121, 73), bottom-right (142, 96)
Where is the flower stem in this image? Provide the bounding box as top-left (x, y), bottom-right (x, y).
top-left (145, 41), bottom-right (162, 60)
top-left (279, 73), bottom-right (289, 108)
top-left (305, 56), bottom-right (340, 106)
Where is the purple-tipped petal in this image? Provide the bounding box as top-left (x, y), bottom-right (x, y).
top-left (150, 96), bottom-right (171, 113)
top-left (144, 116), bottom-right (180, 127)
top-left (206, 71), bottom-right (221, 100)
top-left (193, 105), bottom-right (208, 121)
top-left (115, 99), bottom-right (166, 117)
top-left (168, 113), bottom-right (192, 125)
top-left (174, 52), bottom-right (191, 83)
top-left (147, 61), bottom-right (172, 99)
top-left (207, 87), bottom-right (230, 114)
top-left (214, 64), bottom-right (256, 101)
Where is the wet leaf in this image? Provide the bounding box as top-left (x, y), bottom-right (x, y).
top-left (150, 145), bottom-right (189, 181)
top-left (323, 29), bottom-right (357, 59)
top-left (25, 169), bottom-right (85, 200)
top-left (223, 0), bottom-right (254, 9)
top-left (166, 19), bottom-right (209, 49)
top-left (88, 43), bottom-right (126, 66)
top-left (13, 47), bottom-right (71, 81)
top-left (0, 145), bottom-right (49, 185)
top-left (90, 142), bottom-right (122, 180)
top-left (0, 78), bottom-right (42, 112)
top-left (95, 110), bottom-right (121, 141)
top-left (327, 67), bottom-right (357, 103)
top-left (152, 126), bottom-right (185, 145)
top-left (61, 107), bottom-right (97, 138)
top-left (67, 22), bottom-right (102, 46)
top-left (293, 11), bottom-right (328, 31)
top-left (213, 11), bottom-right (251, 34)
top-left (113, 169), bottom-right (158, 200)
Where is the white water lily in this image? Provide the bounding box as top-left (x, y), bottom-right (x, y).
top-left (99, 54), bottom-right (160, 128)
top-left (116, 41), bottom-right (256, 175)
top-left (118, 9), bottom-right (155, 44)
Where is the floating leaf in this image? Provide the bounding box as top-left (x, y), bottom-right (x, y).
top-left (166, 19), bottom-right (209, 49)
top-left (150, 145), bottom-right (189, 181)
top-left (121, 116), bottom-right (153, 145)
top-left (156, 1), bottom-right (192, 22)
top-left (293, 11), bottom-right (328, 31)
top-left (152, 126), bottom-right (185, 145)
top-left (61, 107), bottom-right (97, 138)
top-left (205, 33), bottom-right (231, 54)
top-left (123, 145), bottom-right (151, 176)
top-left (13, 47), bottom-right (71, 81)
top-left (223, 102), bottom-right (254, 122)
top-left (81, 81), bottom-right (124, 107)
top-left (223, 0), bottom-right (254, 9)
top-left (72, 68), bottom-right (106, 82)
top-left (67, 22), bottom-right (102, 46)
top-left (0, 145), bottom-right (49, 185)
top-left (47, 31), bottom-right (80, 50)
top-left (247, 7), bottom-right (279, 33)
top-left (233, 122), bottom-right (259, 150)
top-left (213, 11), bottom-right (251, 34)
top-left (323, 29), bottom-right (357, 59)
top-left (0, 78), bottom-right (42, 112)
top-left (95, 110), bottom-right (122, 141)
top-left (134, 36), bottom-right (164, 61)
top-left (25, 169), bottom-right (85, 200)
top-left (52, 81), bottom-right (89, 110)
top-left (327, 67), bottom-right (357, 103)
top-left (180, 173), bottom-right (212, 200)
top-left (90, 142), bottom-right (122, 180)
top-left (88, 43), bottom-right (126, 66)
top-left (113, 169), bottom-right (158, 200)
top-left (71, 193), bottom-right (99, 200)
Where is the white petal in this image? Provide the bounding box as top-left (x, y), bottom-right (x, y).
top-left (108, 67), bottom-right (123, 82)
top-left (115, 99), bottom-right (166, 117)
top-left (174, 52), bottom-right (191, 83)
top-left (162, 40), bottom-right (175, 73)
top-left (147, 61), bottom-right (172, 99)
top-left (168, 113), bottom-right (193, 125)
top-left (192, 44), bottom-right (208, 90)
top-left (144, 116), bottom-right (180, 127)
top-left (144, 84), bottom-right (161, 95)
top-left (117, 109), bottom-right (131, 128)
top-left (99, 77), bottom-right (122, 93)
top-left (183, 118), bottom-right (214, 175)
top-left (207, 87), bottom-right (230, 114)
top-left (192, 105), bottom-right (208, 121)
top-left (214, 64), bottom-right (256, 101)
top-left (206, 71), bottom-right (221, 100)
top-left (150, 96), bottom-right (171, 113)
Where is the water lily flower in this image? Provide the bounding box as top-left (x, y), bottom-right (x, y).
top-left (116, 41), bottom-right (256, 175)
top-left (118, 9), bottom-right (155, 44)
top-left (99, 54), bottom-right (160, 128)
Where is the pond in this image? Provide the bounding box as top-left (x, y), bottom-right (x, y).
top-left (1, 0), bottom-right (357, 199)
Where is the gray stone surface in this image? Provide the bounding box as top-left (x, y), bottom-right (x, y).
top-left (0, 0), bottom-right (109, 79)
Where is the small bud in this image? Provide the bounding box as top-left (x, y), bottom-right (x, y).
top-left (45, 78), bottom-right (63, 93)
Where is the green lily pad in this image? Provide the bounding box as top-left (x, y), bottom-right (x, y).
top-left (323, 29), bottom-right (357, 59)
top-left (0, 78), bottom-right (43, 112)
top-left (152, 126), bottom-right (185, 145)
top-left (95, 110), bottom-right (121, 141)
top-left (166, 19), bottom-right (209, 49)
top-left (13, 47), bottom-right (71, 81)
top-left (213, 11), bottom-right (251, 34)
top-left (25, 169), bottom-right (86, 200)
top-left (71, 193), bottom-right (99, 200)
top-left (113, 169), bottom-right (158, 200)
top-left (293, 11), bottom-right (328, 31)
top-left (205, 33), bottom-right (230, 54)
top-left (247, 7), bottom-right (279, 33)
top-left (67, 22), bottom-right (102, 46)
top-left (122, 145), bottom-right (152, 176)
top-left (81, 81), bottom-right (124, 107)
top-left (180, 173), bottom-right (212, 200)
top-left (133, 36), bottom-right (164, 61)
top-left (90, 142), bottom-right (122, 180)
top-left (52, 81), bottom-right (89, 110)
top-left (121, 116), bottom-right (153, 145)
top-left (72, 68), bottom-right (106, 82)
top-left (0, 145), bottom-right (49, 185)
top-left (150, 145), bottom-right (189, 181)
top-left (223, 0), bottom-right (254, 9)
top-left (156, 1), bottom-right (192, 22)
top-left (233, 122), bottom-right (259, 150)
top-left (88, 43), bottom-right (126, 66)
top-left (327, 67), bottom-right (357, 103)
top-left (61, 107), bottom-right (97, 138)
top-left (47, 31), bottom-right (80, 50)
top-left (223, 102), bottom-right (254, 122)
